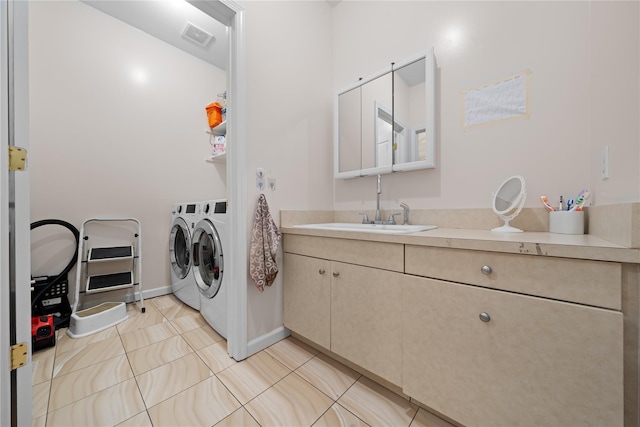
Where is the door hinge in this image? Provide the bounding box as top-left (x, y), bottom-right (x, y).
top-left (10, 343), bottom-right (28, 371)
top-left (8, 146), bottom-right (27, 171)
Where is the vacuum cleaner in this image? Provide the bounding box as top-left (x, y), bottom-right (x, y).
top-left (30, 219), bottom-right (79, 351)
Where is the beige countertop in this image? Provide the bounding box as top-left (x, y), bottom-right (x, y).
top-left (281, 226), bottom-right (640, 264)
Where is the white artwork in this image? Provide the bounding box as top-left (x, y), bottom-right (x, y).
top-left (462, 70), bottom-right (530, 130)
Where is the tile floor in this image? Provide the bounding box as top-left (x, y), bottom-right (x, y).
top-left (31, 294), bottom-right (454, 427)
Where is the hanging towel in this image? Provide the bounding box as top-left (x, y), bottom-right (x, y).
top-left (250, 194), bottom-right (282, 292)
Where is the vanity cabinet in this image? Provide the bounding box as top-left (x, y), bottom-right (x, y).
top-left (283, 235), bottom-right (404, 386)
top-left (283, 253), bottom-right (330, 349)
top-left (403, 245), bottom-right (624, 427)
top-left (330, 261), bottom-right (403, 386)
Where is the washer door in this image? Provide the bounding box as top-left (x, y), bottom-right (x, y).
top-left (170, 217), bottom-right (191, 280)
top-left (192, 219), bottom-right (223, 299)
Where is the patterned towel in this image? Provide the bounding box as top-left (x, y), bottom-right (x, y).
top-left (249, 194), bottom-right (282, 292)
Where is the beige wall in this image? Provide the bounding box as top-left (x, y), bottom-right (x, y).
top-left (240, 0), bottom-right (334, 341)
top-left (241, 0), bottom-right (640, 344)
top-left (28, 1), bottom-right (227, 296)
top-left (332, 1), bottom-right (640, 212)
top-left (27, 0), bottom-right (640, 348)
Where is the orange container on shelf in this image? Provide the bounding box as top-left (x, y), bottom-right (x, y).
top-left (205, 102), bottom-right (223, 128)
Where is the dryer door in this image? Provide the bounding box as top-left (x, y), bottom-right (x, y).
top-left (192, 219), bottom-right (223, 299)
top-left (170, 217), bottom-right (191, 279)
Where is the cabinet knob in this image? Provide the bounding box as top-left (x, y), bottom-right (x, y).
top-left (479, 312), bottom-right (491, 322)
top-left (481, 265), bottom-right (493, 275)
top-left (332, 272), bottom-right (340, 278)
top-left (318, 268), bottom-right (325, 275)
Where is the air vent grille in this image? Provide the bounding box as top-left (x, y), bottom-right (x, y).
top-left (182, 22), bottom-right (214, 47)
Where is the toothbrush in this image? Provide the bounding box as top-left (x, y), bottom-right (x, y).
top-left (540, 196), bottom-right (555, 212)
top-left (570, 191), bottom-right (587, 211)
top-left (570, 191), bottom-right (591, 211)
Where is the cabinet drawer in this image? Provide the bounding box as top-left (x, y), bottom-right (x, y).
top-left (283, 235), bottom-right (404, 272)
top-left (403, 275), bottom-right (623, 426)
top-left (405, 246), bottom-right (621, 310)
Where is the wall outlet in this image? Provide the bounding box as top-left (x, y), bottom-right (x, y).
top-left (601, 146), bottom-right (609, 180)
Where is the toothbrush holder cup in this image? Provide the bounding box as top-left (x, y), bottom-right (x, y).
top-left (549, 211), bottom-right (585, 235)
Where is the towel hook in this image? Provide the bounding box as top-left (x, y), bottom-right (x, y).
top-left (256, 167), bottom-right (265, 192)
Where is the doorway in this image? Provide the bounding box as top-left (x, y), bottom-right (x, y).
top-left (0, 1), bottom-right (246, 425)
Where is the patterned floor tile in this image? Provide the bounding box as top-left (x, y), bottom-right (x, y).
top-left (147, 376), bottom-right (240, 427)
top-left (216, 351), bottom-right (290, 405)
top-left (265, 336), bottom-right (319, 370)
top-left (338, 376), bottom-right (418, 427)
top-left (245, 372), bottom-right (333, 426)
top-left (136, 353), bottom-right (212, 408)
top-left (46, 378), bottom-right (145, 427)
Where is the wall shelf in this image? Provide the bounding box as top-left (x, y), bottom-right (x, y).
top-left (207, 120), bottom-right (226, 136)
top-left (206, 119), bottom-right (226, 164)
top-left (206, 152), bottom-right (226, 163)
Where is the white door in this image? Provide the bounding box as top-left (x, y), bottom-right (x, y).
top-left (1, 1), bottom-right (33, 426)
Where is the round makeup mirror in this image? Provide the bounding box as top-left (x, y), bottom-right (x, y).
top-left (491, 175), bottom-right (526, 233)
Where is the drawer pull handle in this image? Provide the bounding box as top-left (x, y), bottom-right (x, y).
top-left (481, 265), bottom-right (493, 275)
top-left (332, 272), bottom-right (340, 278)
top-left (479, 312), bottom-right (491, 322)
top-left (318, 268), bottom-right (325, 275)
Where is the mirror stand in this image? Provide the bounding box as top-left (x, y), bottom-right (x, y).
top-left (491, 175), bottom-right (526, 233)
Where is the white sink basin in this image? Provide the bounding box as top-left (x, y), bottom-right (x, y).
top-left (292, 223), bottom-right (437, 235)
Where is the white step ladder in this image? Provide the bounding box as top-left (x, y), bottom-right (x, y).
top-left (67, 218), bottom-right (144, 338)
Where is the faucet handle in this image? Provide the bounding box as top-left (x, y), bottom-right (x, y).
top-left (388, 213), bottom-right (401, 225)
top-left (358, 213), bottom-right (370, 224)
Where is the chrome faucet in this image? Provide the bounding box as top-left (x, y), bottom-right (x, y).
top-left (359, 176), bottom-right (404, 225)
top-left (375, 174), bottom-right (382, 222)
top-left (400, 202), bottom-right (410, 225)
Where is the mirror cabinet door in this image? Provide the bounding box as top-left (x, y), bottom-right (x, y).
top-left (338, 86), bottom-right (362, 175)
top-left (392, 52), bottom-right (435, 172)
top-left (393, 57), bottom-right (426, 164)
top-left (335, 48), bottom-right (436, 179)
top-left (361, 71), bottom-right (392, 175)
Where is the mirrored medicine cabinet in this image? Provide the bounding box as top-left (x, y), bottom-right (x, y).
top-left (335, 48), bottom-right (436, 179)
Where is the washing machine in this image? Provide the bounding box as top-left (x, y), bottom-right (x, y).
top-left (192, 199), bottom-right (228, 338)
top-left (169, 202), bottom-right (200, 310)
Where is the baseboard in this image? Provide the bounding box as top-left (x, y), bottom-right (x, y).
top-left (247, 326), bottom-right (290, 357)
top-left (125, 285), bottom-right (173, 302)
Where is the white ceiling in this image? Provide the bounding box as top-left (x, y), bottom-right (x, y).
top-left (82, 0), bottom-right (228, 70)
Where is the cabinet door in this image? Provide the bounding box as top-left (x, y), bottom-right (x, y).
top-left (403, 275), bottom-right (623, 427)
top-left (283, 253), bottom-right (331, 349)
top-left (331, 262), bottom-right (403, 386)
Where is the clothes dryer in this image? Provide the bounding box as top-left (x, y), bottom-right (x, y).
top-left (169, 202), bottom-right (200, 310)
top-left (192, 199), bottom-right (228, 338)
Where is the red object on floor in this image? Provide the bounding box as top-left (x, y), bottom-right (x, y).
top-left (32, 315), bottom-right (55, 351)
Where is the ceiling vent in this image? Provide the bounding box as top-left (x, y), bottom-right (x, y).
top-left (182, 22), bottom-right (214, 47)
